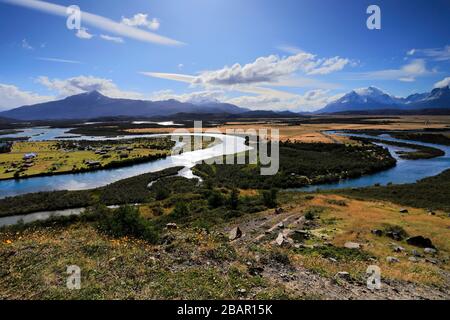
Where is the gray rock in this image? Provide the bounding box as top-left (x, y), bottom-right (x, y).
top-left (425, 258), bottom-right (438, 265)
top-left (336, 271), bottom-right (351, 280)
top-left (371, 229), bottom-right (383, 236)
top-left (275, 233), bottom-right (286, 246)
top-left (229, 227), bottom-right (242, 241)
top-left (386, 256), bottom-right (400, 263)
top-left (277, 222), bottom-right (284, 229)
top-left (411, 249), bottom-right (422, 257)
top-left (166, 223), bottom-right (178, 230)
top-left (424, 248), bottom-right (437, 254)
top-left (393, 246), bottom-right (405, 253)
top-left (399, 208), bottom-right (409, 213)
top-left (344, 242), bottom-right (361, 249)
top-left (408, 257), bottom-right (420, 263)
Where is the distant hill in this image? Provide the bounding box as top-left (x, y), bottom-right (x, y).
top-left (317, 86), bottom-right (450, 114)
top-left (0, 91), bottom-right (249, 121)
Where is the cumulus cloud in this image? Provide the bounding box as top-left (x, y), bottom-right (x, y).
top-left (100, 34), bottom-right (124, 43)
top-left (226, 89), bottom-right (342, 112)
top-left (0, 84), bottom-right (53, 110)
top-left (121, 13), bottom-right (160, 31)
top-left (36, 76), bottom-right (144, 99)
top-left (190, 52), bottom-right (349, 86)
top-left (2, 0), bottom-right (182, 46)
top-left (351, 59), bottom-right (433, 82)
top-left (434, 77), bottom-right (450, 88)
top-left (76, 27), bottom-right (94, 39)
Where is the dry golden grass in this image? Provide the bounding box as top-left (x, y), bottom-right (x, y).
top-left (126, 115), bottom-right (450, 143)
top-left (290, 194), bottom-right (450, 286)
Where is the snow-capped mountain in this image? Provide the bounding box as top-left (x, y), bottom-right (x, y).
top-left (317, 86), bottom-right (450, 114)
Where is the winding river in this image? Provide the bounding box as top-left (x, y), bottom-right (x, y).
top-left (0, 127), bottom-right (449, 227)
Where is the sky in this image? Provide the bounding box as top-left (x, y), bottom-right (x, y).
top-left (0, 0), bottom-right (449, 112)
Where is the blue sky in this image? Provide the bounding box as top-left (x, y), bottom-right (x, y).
top-left (0, 0), bottom-right (449, 111)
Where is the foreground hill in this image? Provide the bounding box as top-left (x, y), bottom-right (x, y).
top-left (0, 91), bottom-right (248, 121)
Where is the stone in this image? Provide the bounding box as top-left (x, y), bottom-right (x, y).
top-left (274, 207), bottom-right (284, 215)
top-left (344, 242), bottom-right (361, 249)
top-left (166, 223), bottom-right (178, 230)
top-left (371, 229), bottom-right (383, 236)
top-left (425, 258), bottom-right (438, 265)
top-left (399, 208), bottom-right (409, 213)
top-left (275, 232), bottom-right (286, 246)
top-left (336, 271), bottom-right (351, 280)
top-left (386, 231), bottom-right (402, 241)
top-left (406, 236), bottom-right (435, 248)
top-left (411, 249), bottom-right (422, 257)
top-left (386, 256), bottom-right (400, 263)
top-left (408, 257), bottom-right (420, 263)
top-left (277, 222), bottom-right (284, 229)
top-left (229, 227), bottom-right (242, 241)
top-left (424, 248), bottom-right (437, 254)
top-left (393, 246), bottom-right (405, 253)
top-left (248, 266), bottom-right (264, 276)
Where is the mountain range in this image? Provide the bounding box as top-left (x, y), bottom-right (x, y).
top-left (317, 86), bottom-right (450, 114)
top-left (1, 86), bottom-right (450, 120)
top-left (0, 90), bottom-right (248, 121)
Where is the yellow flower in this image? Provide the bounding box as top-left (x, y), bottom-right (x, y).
top-left (4, 240), bottom-right (12, 244)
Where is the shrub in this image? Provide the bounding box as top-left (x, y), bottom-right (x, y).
top-left (97, 205), bottom-right (159, 244)
top-left (261, 188), bottom-right (278, 208)
top-left (228, 188), bottom-right (239, 210)
top-left (207, 190), bottom-right (224, 208)
top-left (172, 201), bottom-right (190, 218)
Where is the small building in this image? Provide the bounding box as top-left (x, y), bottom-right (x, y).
top-left (86, 160), bottom-right (101, 167)
top-left (23, 153), bottom-right (37, 160)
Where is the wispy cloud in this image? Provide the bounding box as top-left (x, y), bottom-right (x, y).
top-left (350, 59), bottom-right (434, 82)
top-left (21, 38), bottom-right (33, 50)
top-left (1, 0), bottom-right (183, 46)
top-left (100, 34), bottom-right (124, 43)
top-left (36, 57), bottom-right (82, 64)
top-left (407, 45), bottom-right (450, 61)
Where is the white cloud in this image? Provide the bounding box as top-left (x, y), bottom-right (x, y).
top-left (36, 76), bottom-right (144, 99)
top-left (121, 13), bottom-right (160, 31)
top-left (307, 57), bottom-right (350, 75)
top-left (100, 34), bottom-right (124, 43)
top-left (407, 45), bottom-right (450, 61)
top-left (21, 38), bottom-right (33, 50)
top-left (2, 0), bottom-right (182, 46)
top-left (434, 77), bottom-right (450, 88)
top-left (352, 59), bottom-right (433, 82)
top-left (149, 89), bottom-right (225, 104)
top-left (188, 52), bottom-right (349, 87)
top-left (36, 57), bottom-right (82, 64)
top-left (76, 27), bottom-right (93, 39)
top-left (0, 83), bottom-right (53, 110)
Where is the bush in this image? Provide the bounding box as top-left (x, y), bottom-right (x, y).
top-left (172, 201), bottom-right (190, 219)
top-left (97, 205), bottom-right (159, 244)
top-left (262, 188), bottom-right (278, 208)
top-left (228, 188), bottom-right (239, 210)
top-left (208, 190), bottom-right (224, 208)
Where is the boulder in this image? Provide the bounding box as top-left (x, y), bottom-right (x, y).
top-left (275, 233), bottom-right (286, 246)
top-left (274, 207), bottom-right (284, 215)
top-left (399, 208), bottom-right (409, 213)
top-left (424, 248), bottom-right (437, 254)
top-left (229, 227), bottom-right (242, 241)
top-left (408, 257), bottom-right (420, 263)
top-left (371, 229), bottom-right (383, 236)
top-left (406, 236), bottom-right (435, 248)
top-left (393, 246), bottom-right (405, 253)
top-left (344, 242), bottom-right (361, 249)
top-left (166, 223), bottom-right (178, 230)
top-left (386, 256), bottom-right (400, 263)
